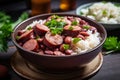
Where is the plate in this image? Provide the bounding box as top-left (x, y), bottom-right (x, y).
top-left (76, 2), bottom-right (120, 30)
top-left (11, 51), bottom-right (103, 80)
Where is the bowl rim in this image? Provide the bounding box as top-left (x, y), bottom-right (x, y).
top-left (76, 1), bottom-right (120, 25)
top-left (12, 13), bottom-right (107, 58)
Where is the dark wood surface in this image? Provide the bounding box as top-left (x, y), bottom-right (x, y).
top-left (0, 0), bottom-right (120, 80)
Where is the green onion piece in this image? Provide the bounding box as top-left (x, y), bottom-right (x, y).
top-left (16, 36), bottom-right (20, 40)
top-left (63, 44), bottom-right (70, 50)
top-left (83, 25), bottom-right (90, 29)
top-left (72, 20), bottom-right (78, 25)
top-left (69, 26), bottom-right (73, 30)
top-left (80, 11), bottom-right (83, 15)
top-left (73, 38), bottom-right (81, 44)
top-left (102, 10), bottom-right (107, 15)
top-left (109, 15), bottom-right (114, 18)
top-left (50, 27), bottom-right (63, 35)
top-left (27, 26), bottom-right (32, 30)
top-left (51, 15), bottom-right (61, 19)
top-left (45, 16), bottom-right (66, 35)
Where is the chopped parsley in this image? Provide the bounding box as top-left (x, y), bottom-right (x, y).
top-left (72, 38), bottom-right (81, 44)
top-left (71, 20), bottom-right (78, 26)
top-left (63, 44), bottom-right (70, 50)
top-left (80, 11), bottom-right (83, 15)
top-left (0, 12), bottom-right (28, 52)
top-left (27, 26), bottom-right (32, 30)
top-left (45, 16), bottom-right (66, 35)
top-left (83, 25), bottom-right (90, 30)
top-left (102, 10), bottom-right (107, 15)
top-left (16, 36), bottom-right (20, 40)
top-left (69, 26), bottom-right (73, 30)
top-left (103, 36), bottom-right (120, 54)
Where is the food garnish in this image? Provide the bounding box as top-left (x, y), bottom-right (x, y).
top-left (0, 12), bottom-right (28, 52)
top-left (103, 36), bottom-right (120, 55)
top-left (72, 38), bottom-right (81, 44)
top-left (63, 44), bottom-right (70, 50)
top-left (45, 16), bottom-right (66, 35)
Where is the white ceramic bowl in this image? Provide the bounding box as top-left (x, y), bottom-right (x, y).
top-left (76, 2), bottom-right (120, 30)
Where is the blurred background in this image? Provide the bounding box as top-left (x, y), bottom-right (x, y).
top-left (0, 0), bottom-right (119, 14)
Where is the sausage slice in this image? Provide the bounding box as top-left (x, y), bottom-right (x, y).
top-left (34, 23), bottom-right (50, 36)
top-left (63, 25), bottom-right (81, 37)
top-left (18, 29), bottom-right (33, 43)
top-left (23, 39), bottom-right (39, 52)
top-left (43, 32), bottom-right (63, 48)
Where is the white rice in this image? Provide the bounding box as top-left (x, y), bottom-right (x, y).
top-left (71, 30), bottom-right (101, 54)
top-left (80, 2), bottom-right (120, 24)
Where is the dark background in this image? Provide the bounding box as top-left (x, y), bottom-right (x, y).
top-left (0, 0), bottom-right (120, 15)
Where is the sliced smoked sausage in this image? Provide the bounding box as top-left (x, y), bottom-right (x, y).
top-left (18, 29), bottom-right (33, 43)
top-left (43, 32), bottom-right (63, 48)
top-left (23, 39), bottom-right (39, 52)
top-left (34, 23), bottom-right (50, 36)
top-left (63, 25), bottom-right (81, 37)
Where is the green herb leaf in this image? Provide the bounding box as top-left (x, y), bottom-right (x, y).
top-left (73, 38), bottom-right (81, 44)
top-left (80, 11), bottom-right (83, 15)
top-left (103, 36), bottom-right (120, 54)
top-left (16, 36), bottom-right (20, 40)
top-left (69, 26), bottom-right (73, 30)
top-left (27, 26), bottom-right (32, 30)
top-left (71, 20), bottom-right (78, 26)
top-left (63, 44), bottom-right (70, 50)
top-left (11, 12), bottom-right (29, 29)
top-left (0, 12), bottom-right (28, 52)
top-left (45, 17), bottom-right (66, 35)
top-left (102, 10), bottom-right (107, 15)
top-left (83, 25), bottom-right (90, 29)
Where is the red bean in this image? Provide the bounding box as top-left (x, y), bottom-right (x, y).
top-left (90, 26), bottom-right (97, 33)
top-left (64, 36), bottom-right (72, 44)
top-left (60, 44), bottom-right (65, 52)
top-left (80, 20), bottom-right (88, 25)
top-left (77, 34), bottom-right (85, 40)
top-left (80, 31), bottom-right (89, 36)
top-left (65, 49), bottom-right (73, 55)
top-left (39, 44), bottom-right (45, 50)
top-left (38, 50), bottom-right (44, 55)
top-left (37, 38), bottom-right (43, 43)
top-left (54, 51), bottom-right (65, 56)
top-left (44, 50), bottom-right (54, 55)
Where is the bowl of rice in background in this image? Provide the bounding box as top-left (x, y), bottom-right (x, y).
top-left (12, 13), bottom-right (107, 70)
top-left (76, 2), bottom-right (120, 30)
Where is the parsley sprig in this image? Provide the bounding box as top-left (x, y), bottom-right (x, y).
top-left (45, 16), bottom-right (66, 35)
top-left (103, 36), bottom-right (120, 55)
top-left (0, 12), bottom-right (28, 52)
